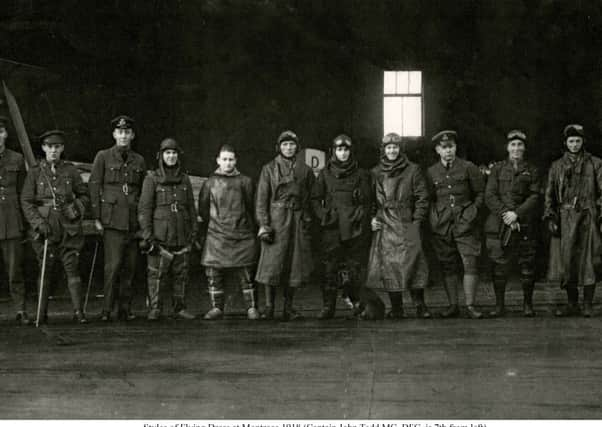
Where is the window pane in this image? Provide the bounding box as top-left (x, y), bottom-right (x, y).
top-left (383, 96), bottom-right (402, 135)
top-left (408, 71), bottom-right (422, 94)
top-left (396, 71), bottom-right (409, 94)
top-left (402, 96), bottom-right (422, 136)
top-left (384, 71), bottom-right (397, 94)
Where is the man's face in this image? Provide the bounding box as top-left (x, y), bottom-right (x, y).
top-left (0, 127), bottom-right (7, 151)
top-left (565, 136), bottom-right (584, 154)
top-left (507, 140), bottom-right (525, 160)
top-left (217, 150), bottom-right (237, 173)
top-left (436, 142), bottom-right (457, 163)
top-left (162, 149), bottom-right (179, 167)
top-left (42, 143), bottom-right (64, 162)
top-left (334, 146), bottom-right (351, 162)
top-left (113, 128), bottom-right (135, 147)
top-left (384, 143), bottom-right (400, 161)
top-left (280, 141), bottom-right (297, 158)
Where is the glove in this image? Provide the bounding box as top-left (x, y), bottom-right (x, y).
top-left (371, 217), bottom-right (382, 231)
top-left (36, 222), bottom-right (51, 238)
top-left (258, 226), bottom-right (274, 244)
top-left (548, 219), bottom-right (560, 237)
top-left (139, 238), bottom-right (157, 254)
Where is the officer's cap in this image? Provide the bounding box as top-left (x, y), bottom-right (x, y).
top-left (507, 129), bottom-right (527, 143)
top-left (381, 132), bottom-right (402, 146)
top-left (159, 137), bottom-right (182, 153)
top-left (563, 124), bottom-right (584, 139)
top-left (432, 130), bottom-right (458, 146)
top-left (277, 130), bottom-right (298, 145)
top-left (39, 129), bottom-right (66, 145)
top-left (0, 115), bottom-right (9, 129)
top-left (333, 134), bottom-right (352, 148)
top-left (111, 115), bottom-right (135, 130)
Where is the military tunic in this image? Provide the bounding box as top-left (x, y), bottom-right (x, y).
top-left (544, 151), bottom-right (602, 287)
top-left (0, 148), bottom-right (26, 312)
top-left (427, 157), bottom-right (485, 275)
top-left (89, 144), bottom-right (147, 312)
top-left (255, 155), bottom-right (314, 288)
top-left (485, 159), bottom-right (540, 270)
top-left (366, 156), bottom-right (430, 291)
top-left (20, 160), bottom-right (89, 313)
top-left (138, 166), bottom-right (197, 309)
top-left (311, 162), bottom-right (372, 290)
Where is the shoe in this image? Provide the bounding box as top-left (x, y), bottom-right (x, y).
top-left (174, 308), bottom-right (196, 320)
top-left (117, 308), bottom-right (136, 321)
top-left (555, 304), bottom-right (580, 317)
top-left (16, 311), bottom-right (30, 326)
top-left (489, 305), bottom-right (505, 318)
top-left (523, 303), bottom-right (535, 317)
top-left (416, 305), bottom-right (432, 319)
top-left (147, 308), bottom-right (161, 321)
top-left (386, 308), bottom-right (404, 319)
top-left (260, 306), bottom-right (274, 320)
top-left (440, 304), bottom-right (460, 318)
top-left (466, 305), bottom-right (483, 319)
top-left (282, 307), bottom-right (304, 321)
top-left (583, 303), bottom-right (593, 318)
top-left (247, 307), bottom-right (260, 320)
top-left (203, 307), bottom-right (224, 320)
top-left (100, 311), bottom-right (111, 322)
top-left (73, 310), bottom-right (88, 324)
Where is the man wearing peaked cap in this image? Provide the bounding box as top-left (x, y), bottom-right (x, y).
top-left (255, 130), bottom-right (314, 320)
top-left (544, 123), bottom-right (602, 317)
top-left (0, 116), bottom-right (29, 325)
top-left (427, 129), bottom-right (485, 319)
top-left (310, 133), bottom-right (373, 319)
top-left (20, 129), bottom-right (90, 324)
top-left (485, 129), bottom-right (540, 318)
top-left (88, 115), bottom-right (147, 322)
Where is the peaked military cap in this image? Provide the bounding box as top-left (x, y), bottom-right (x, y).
top-left (382, 132), bottom-right (402, 146)
top-left (0, 116), bottom-right (9, 128)
top-left (333, 134), bottom-right (352, 148)
top-left (432, 130), bottom-right (458, 146)
top-left (563, 123), bottom-right (584, 138)
top-left (111, 115), bottom-right (135, 130)
top-left (507, 129), bottom-right (527, 143)
top-left (39, 129), bottom-right (66, 145)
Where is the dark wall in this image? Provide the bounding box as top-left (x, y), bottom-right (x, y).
top-left (1, 0), bottom-right (602, 177)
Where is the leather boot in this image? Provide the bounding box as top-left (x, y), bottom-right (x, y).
top-left (117, 303), bottom-right (137, 321)
top-left (282, 287), bottom-right (304, 321)
top-left (242, 287), bottom-right (260, 320)
top-left (555, 286), bottom-right (580, 317)
top-left (260, 284), bottom-right (276, 320)
top-left (410, 289), bottom-right (431, 319)
top-left (521, 278), bottom-right (536, 317)
top-left (203, 286), bottom-right (224, 320)
top-left (583, 285), bottom-right (595, 318)
top-left (386, 292), bottom-right (404, 319)
top-left (147, 271), bottom-right (161, 320)
top-left (16, 311), bottom-right (30, 326)
top-left (441, 274), bottom-right (460, 318)
top-left (317, 288), bottom-right (337, 320)
top-left (73, 309), bottom-right (88, 324)
top-left (489, 278), bottom-right (506, 317)
top-left (67, 277), bottom-right (83, 313)
top-left (463, 274), bottom-right (483, 319)
top-left (173, 299), bottom-right (196, 320)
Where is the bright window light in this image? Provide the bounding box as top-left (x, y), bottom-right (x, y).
top-left (383, 70), bottom-right (423, 137)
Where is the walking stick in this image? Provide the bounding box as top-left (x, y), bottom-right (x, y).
top-left (83, 239), bottom-right (99, 313)
top-left (35, 239), bottom-right (49, 328)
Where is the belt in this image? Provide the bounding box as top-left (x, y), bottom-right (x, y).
top-left (157, 203), bottom-right (181, 213)
top-left (272, 200), bottom-right (301, 210)
top-left (105, 183), bottom-right (138, 196)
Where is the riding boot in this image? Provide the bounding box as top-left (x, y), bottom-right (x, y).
top-left (463, 274), bottom-right (483, 319)
top-left (318, 287), bottom-right (337, 320)
top-left (410, 289), bottom-right (431, 318)
top-left (521, 278), bottom-right (536, 317)
top-left (260, 284), bottom-right (276, 320)
top-left (282, 287), bottom-right (303, 321)
top-left (555, 285), bottom-right (580, 317)
top-left (489, 278), bottom-right (506, 317)
top-left (441, 274), bottom-right (460, 318)
top-left (386, 292), bottom-right (404, 319)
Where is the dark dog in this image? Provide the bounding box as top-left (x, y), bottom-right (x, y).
top-left (342, 285), bottom-right (385, 320)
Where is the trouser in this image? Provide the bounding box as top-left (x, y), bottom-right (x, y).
top-left (102, 229), bottom-right (138, 312)
top-left (204, 266), bottom-right (256, 310)
top-left (32, 239), bottom-right (83, 315)
top-left (147, 246), bottom-right (190, 311)
top-left (0, 238), bottom-right (26, 312)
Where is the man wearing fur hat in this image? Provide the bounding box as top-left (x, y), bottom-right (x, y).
top-left (485, 130), bottom-right (540, 317)
top-left (427, 130), bottom-right (485, 319)
top-left (544, 124), bottom-right (602, 317)
top-left (89, 115), bottom-right (147, 321)
top-left (255, 130), bottom-right (314, 320)
top-left (138, 138), bottom-right (197, 320)
top-left (310, 134), bottom-right (373, 319)
top-left (198, 144), bottom-right (259, 320)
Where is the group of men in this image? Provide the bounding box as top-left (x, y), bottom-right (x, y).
top-left (0, 113), bottom-right (599, 325)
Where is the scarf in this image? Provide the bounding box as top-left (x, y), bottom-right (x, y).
top-left (379, 152), bottom-right (408, 176)
top-left (326, 153), bottom-right (358, 179)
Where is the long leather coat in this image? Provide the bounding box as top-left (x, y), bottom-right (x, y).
top-left (0, 149), bottom-right (26, 239)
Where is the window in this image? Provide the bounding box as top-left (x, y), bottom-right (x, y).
top-left (383, 71), bottom-right (423, 137)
